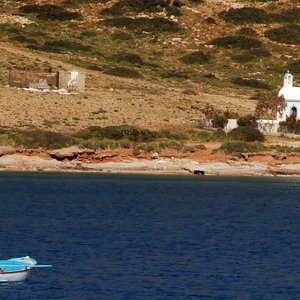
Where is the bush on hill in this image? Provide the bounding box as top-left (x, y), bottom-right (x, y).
top-left (265, 25), bottom-right (300, 45)
top-left (64, 0), bottom-right (110, 7)
top-left (200, 104), bottom-right (228, 129)
top-left (279, 8), bottom-right (300, 24)
top-left (102, 17), bottom-right (181, 33)
top-left (236, 27), bottom-right (258, 37)
top-left (102, 0), bottom-right (184, 16)
top-left (287, 60), bottom-right (300, 75)
top-left (213, 141), bottom-right (265, 155)
top-left (179, 51), bottom-right (211, 65)
top-left (231, 77), bottom-right (271, 90)
top-left (19, 5), bottom-right (82, 21)
top-left (211, 35), bottom-right (262, 49)
top-left (280, 115), bottom-right (300, 134)
top-left (28, 38), bottom-right (92, 54)
top-left (161, 69), bottom-right (190, 79)
top-left (103, 67), bottom-right (143, 79)
top-left (110, 53), bottom-right (145, 65)
top-left (75, 125), bottom-right (155, 142)
top-left (219, 8), bottom-right (269, 24)
top-left (237, 115), bottom-right (257, 127)
top-left (11, 129), bottom-right (75, 149)
top-left (228, 126), bottom-right (264, 142)
top-left (111, 31), bottom-right (133, 41)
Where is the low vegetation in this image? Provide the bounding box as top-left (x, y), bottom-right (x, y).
top-left (103, 67), bottom-right (143, 78)
top-left (179, 51), bottom-right (211, 65)
top-left (19, 4), bottom-right (82, 21)
top-left (102, 17), bottom-right (181, 33)
top-left (231, 77), bottom-right (271, 90)
top-left (228, 126), bottom-right (265, 142)
top-left (219, 7), bottom-right (269, 24)
top-left (265, 25), bottom-right (300, 45)
top-left (211, 35), bottom-right (262, 49)
top-left (213, 141), bottom-right (265, 155)
top-left (0, 0), bottom-right (299, 109)
top-left (101, 0), bottom-right (185, 16)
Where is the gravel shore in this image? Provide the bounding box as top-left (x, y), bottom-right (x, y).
top-left (0, 153), bottom-right (299, 177)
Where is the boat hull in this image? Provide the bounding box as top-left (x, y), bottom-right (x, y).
top-left (0, 269), bottom-right (31, 282)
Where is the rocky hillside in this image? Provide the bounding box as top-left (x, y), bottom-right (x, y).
top-left (0, 0), bottom-right (299, 131)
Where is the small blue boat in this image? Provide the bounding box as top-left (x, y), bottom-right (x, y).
top-left (0, 256), bottom-right (51, 282)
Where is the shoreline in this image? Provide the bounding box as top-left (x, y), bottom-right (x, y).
top-left (0, 149), bottom-right (300, 177)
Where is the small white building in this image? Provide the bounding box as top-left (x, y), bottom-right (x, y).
top-left (257, 72), bottom-right (300, 132)
top-left (277, 72), bottom-right (300, 121)
top-left (209, 72), bottom-right (300, 132)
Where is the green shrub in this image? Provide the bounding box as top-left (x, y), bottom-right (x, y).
top-left (11, 129), bottom-right (75, 149)
top-left (287, 60), bottom-right (300, 75)
top-left (228, 126), bottom-right (264, 142)
top-left (268, 145), bottom-right (296, 154)
top-left (80, 30), bottom-right (98, 38)
top-left (161, 69), bottom-right (190, 79)
top-left (279, 8), bottom-right (300, 24)
top-left (19, 5), bottom-right (82, 21)
top-left (232, 54), bottom-right (255, 63)
top-left (205, 17), bottom-right (217, 25)
top-left (102, 17), bottom-right (181, 33)
top-left (212, 114), bottom-right (228, 129)
top-left (156, 129), bottom-right (187, 140)
top-left (64, 0), bottom-right (110, 7)
top-left (214, 141), bottom-right (265, 155)
top-left (279, 115), bottom-right (300, 134)
top-left (31, 39), bottom-right (92, 53)
top-left (179, 51), bottom-right (210, 65)
top-left (119, 138), bottom-right (132, 149)
top-left (236, 27), bottom-right (258, 37)
top-left (237, 115), bottom-right (257, 127)
top-left (11, 35), bottom-right (37, 44)
top-left (110, 53), bottom-right (145, 65)
top-left (111, 31), bottom-right (133, 41)
top-left (213, 128), bottom-right (227, 139)
top-left (232, 48), bottom-right (270, 63)
top-left (265, 25), bottom-right (300, 44)
top-left (103, 67), bottom-right (143, 78)
top-left (219, 8), bottom-right (269, 24)
top-left (144, 142), bottom-right (161, 153)
top-left (196, 131), bottom-right (214, 142)
top-left (231, 77), bottom-right (271, 90)
top-left (248, 48), bottom-right (271, 58)
top-left (76, 125), bottom-right (155, 142)
top-left (102, 0), bottom-right (184, 16)
top-left (194, 144), bottom-right (206, 150)
top-left (211, 35), bottom-right (262, 49)
top-left (159, 140), bottom-right (183, 151)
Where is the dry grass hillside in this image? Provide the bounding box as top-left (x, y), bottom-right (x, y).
top-left (0, 0), bottom-right (299, 134)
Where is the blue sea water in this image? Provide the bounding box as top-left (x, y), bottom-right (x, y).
top-left (0, 173), bottom-right (300, 299)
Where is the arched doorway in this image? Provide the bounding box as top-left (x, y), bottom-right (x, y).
top-left (291, 106), bottom-right (297, 118)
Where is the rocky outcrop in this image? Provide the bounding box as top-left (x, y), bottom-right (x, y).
top-left (49, 146), bottom-right (95, 161)
top-left (269, 164), bottom-right (300, 176)
top-left (0, 146), bottom-right (17, 157)
top-left (0, 14), bottom-right (35, 26)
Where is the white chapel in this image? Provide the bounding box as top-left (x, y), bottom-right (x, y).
top-left (277, 72), bottom-right (300, 121)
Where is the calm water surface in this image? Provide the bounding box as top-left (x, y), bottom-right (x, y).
top-left (0, 173), bottom-right (300, 299)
